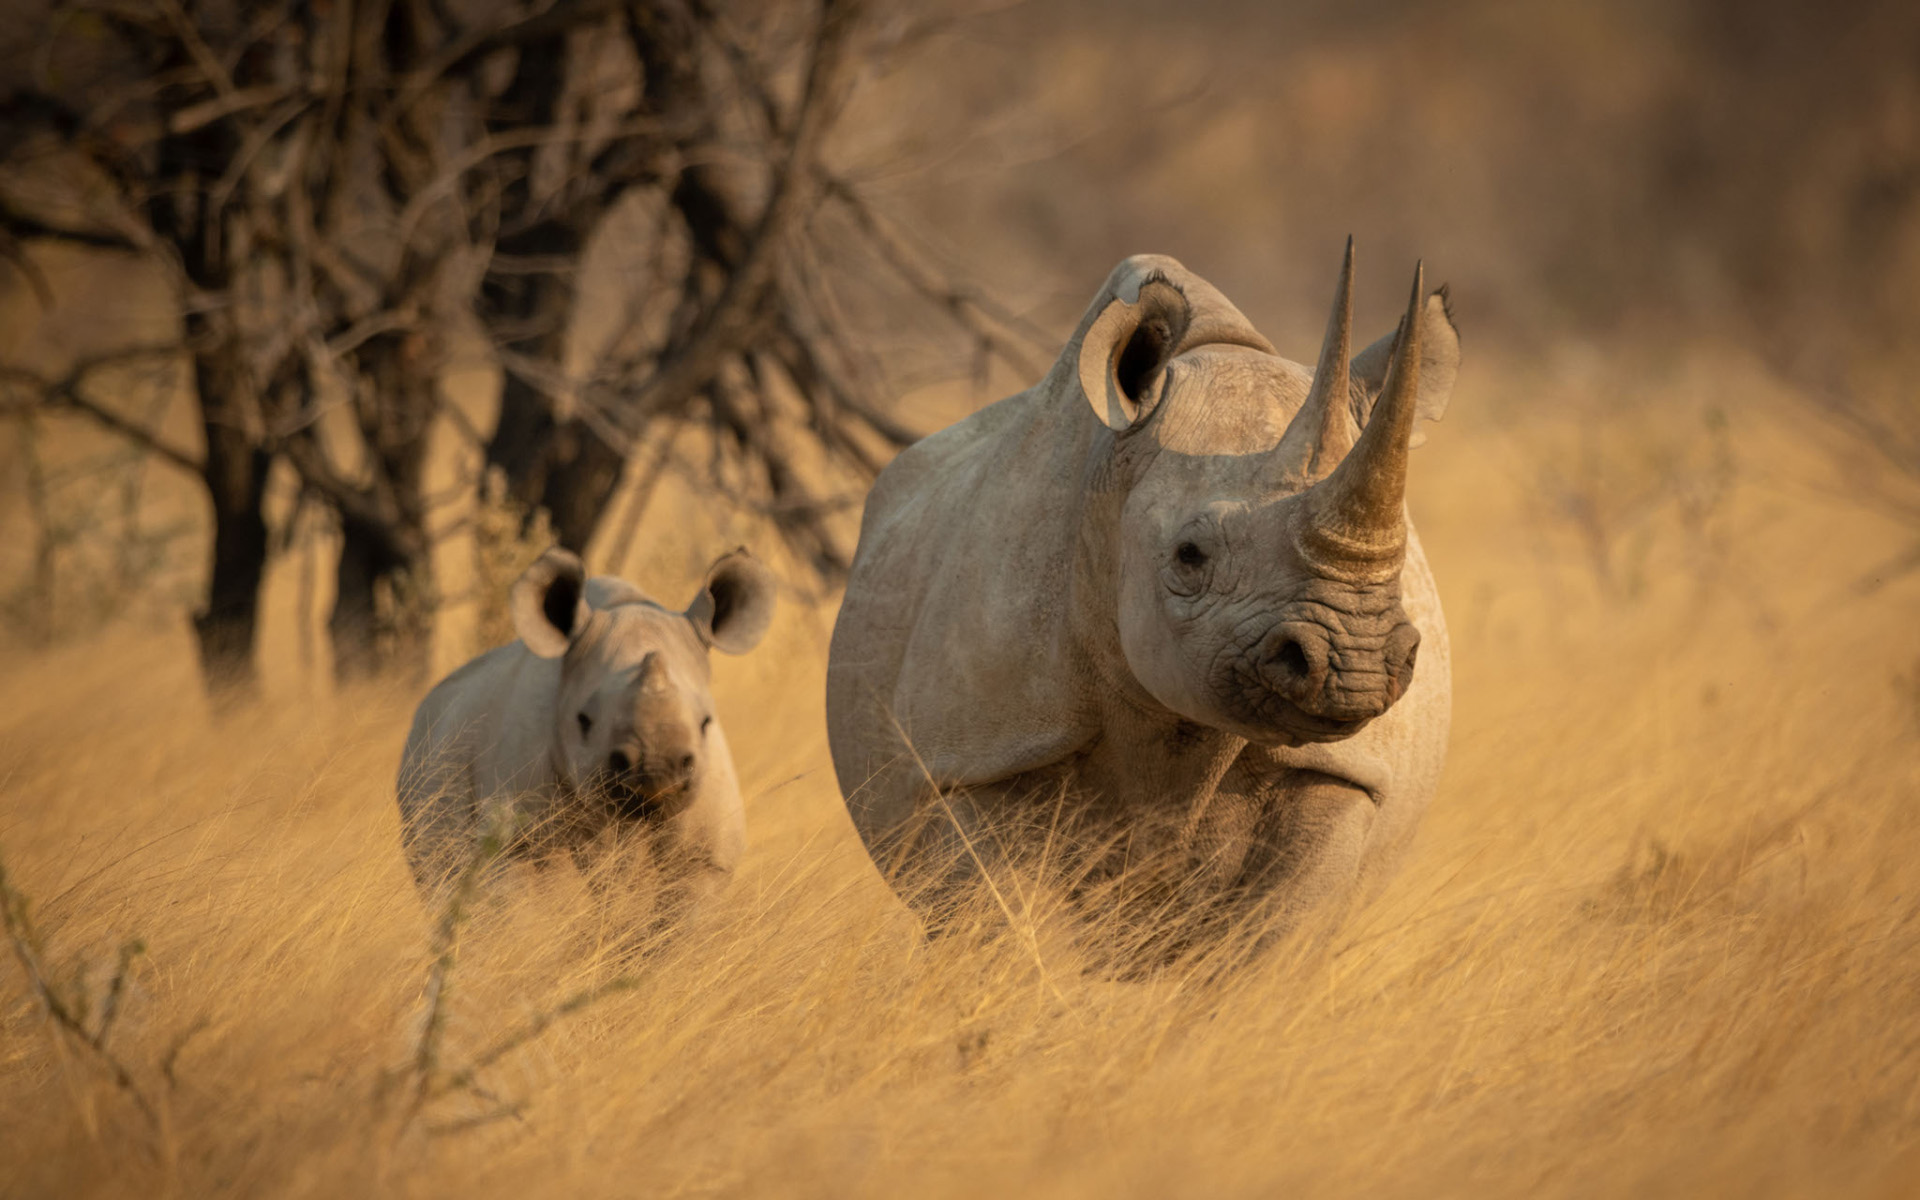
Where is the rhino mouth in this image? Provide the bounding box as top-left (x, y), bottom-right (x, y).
top-left (1256, 701), bottom-right (1375, 745)
top-left (1218, 657), bottom-right (1378, 745)
top-left (596, 774), bottom-right (696, 824)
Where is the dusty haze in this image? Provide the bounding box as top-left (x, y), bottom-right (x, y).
top-left (3, 1), bottom-right (1918, 1196)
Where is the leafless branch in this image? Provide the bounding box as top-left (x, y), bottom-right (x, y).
top-left (279, 432), bottom-right (393, 534)
top-left (0, 202), bottom-right (145, 255)
top-left (0, 348), bottom-right (203, 476)
top-left (612, 0), bottom-right (864, 438)
top-left (823, 174), bottom-right (1051, 378)
top-left (168, 83), bottom-right (298, 135)
top-left (395, 115), bottom-right (683, 253)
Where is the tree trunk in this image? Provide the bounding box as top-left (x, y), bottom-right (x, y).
top-left (482, 220), bottom-right (641, 552)
top-left (479, 14), bottom-right (705, 555)
top-left (487, 382), bottom-right (628, 553)
top-left (329, 330), bottom-right (437, 683)
top-left (479, 31), bottom-right (577, 528)
top-left (146, 83), bottom-right (275, 701)
top-left (189, 336), bottom-right (271, 699)
top-left (329, 513), bottom-right (429, 683)
top-left (540, 424), bottom-right (629, 552)
top-left (486, 371), bottom-right (557, 512)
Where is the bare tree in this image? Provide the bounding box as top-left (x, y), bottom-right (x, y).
top-left (0, 0), bottom-right (1045, 691)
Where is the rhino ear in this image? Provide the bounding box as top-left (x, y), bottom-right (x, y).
top-left (687, 548), bottom-right (777, 655)
top-left (1349, 286), bottom-right (1459, 443)
top-left (511, 548), bottom-right (588, 658)
top-left (1077, 273), bottom-right (1192, 432)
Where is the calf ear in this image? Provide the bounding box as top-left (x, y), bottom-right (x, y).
top-left (686, 549), bottom-right (777, 655)
top-left (511, 548), bottom-right (588, 658)
top-left (1348, 286), bottom-right (1459, 443)
top-left (1077, 269), bottom-right (1192, 432)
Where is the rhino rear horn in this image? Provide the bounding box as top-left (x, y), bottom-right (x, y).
top-left (1297, 263), bottom-right (1427, 581)
top-left (1078, 275), bottom-right (1192, 431)
top-left (512, 547), bottom-right (588, 658)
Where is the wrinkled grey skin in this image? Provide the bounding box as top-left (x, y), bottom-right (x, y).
top-left (398, 548), bottom-right (776, 913)
top-left (827, 249), bottom-right (1460, 952)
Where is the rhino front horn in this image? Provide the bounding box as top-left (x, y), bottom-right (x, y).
top-left (1297, 261), bottom-right (1426, 581)
top-left (1272, 236), bottom-right (1359, 484)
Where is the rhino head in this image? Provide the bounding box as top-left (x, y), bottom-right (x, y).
top-left (1077, 242), bottom-right (1459, 745)
top-left (511, 547), bottom-right (776, 821)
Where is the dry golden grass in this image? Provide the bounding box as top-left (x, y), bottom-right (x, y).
top-left (2, 360), bottom-right (1918, 1198)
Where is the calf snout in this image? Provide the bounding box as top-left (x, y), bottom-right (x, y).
top-left (604, 740), bottom-right (699, 822)
top-left (1258, 616), bottom-right (1420, 724)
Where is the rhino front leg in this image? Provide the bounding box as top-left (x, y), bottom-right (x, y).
top-left (1216, 755), bottom-right (1377, 949)
top-left (868, 778), bottom-right (1028, 939)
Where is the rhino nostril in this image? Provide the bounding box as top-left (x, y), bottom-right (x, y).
top-left (1387, 623), bottom-right (1421, 678)
top-left (608, 750), bottom-right (633, 775)
top-left (1276, 639), bottom-right (1310, 680)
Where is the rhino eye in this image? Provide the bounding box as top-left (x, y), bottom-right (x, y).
top-left (577, 711), bottom-right (593, 737)
top-left (1166, 538), bottom-right (1213, 597)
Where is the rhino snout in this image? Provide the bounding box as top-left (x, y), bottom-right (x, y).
top-left (603, 742), bottom-right (699, 822)
top-left (1253, 615), bottom-right (1420, 729)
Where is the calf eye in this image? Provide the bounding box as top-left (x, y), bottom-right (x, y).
top-left (1176, 541), bottom-right (1207, 568)
top-left (577, 712), bottom-right (593, 737)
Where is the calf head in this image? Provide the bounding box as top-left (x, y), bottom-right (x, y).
top-left (1078, 243), bottom-right (1459, 745)
top-left (511, 547), bottom-right (776, 822)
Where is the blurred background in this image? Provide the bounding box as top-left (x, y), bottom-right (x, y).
top-left (1, 0), bottom-right (1915, 694)
top-left (3, 5), bottom-right (1919, 1194)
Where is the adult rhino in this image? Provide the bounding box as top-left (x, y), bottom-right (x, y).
top-left (826, 244), bottom-right (1459, 957)
top-left (398, 547), bottom-right (776, 919)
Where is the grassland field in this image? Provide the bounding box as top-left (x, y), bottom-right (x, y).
top-left (1, 342), bottom-right (1917, 1198)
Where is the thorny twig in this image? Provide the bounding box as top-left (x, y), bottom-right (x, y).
top-left (0, 854), bottom-right (160, 1131)
top-left (433, 974), bottom-right (644, 1103)
top-left (393, 816), bottom-right (653, 1138)
top-left (406, 824), bottom-right (506, 1118)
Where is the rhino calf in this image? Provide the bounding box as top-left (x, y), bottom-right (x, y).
top-left (397, 547), bottom-right (776, 918)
